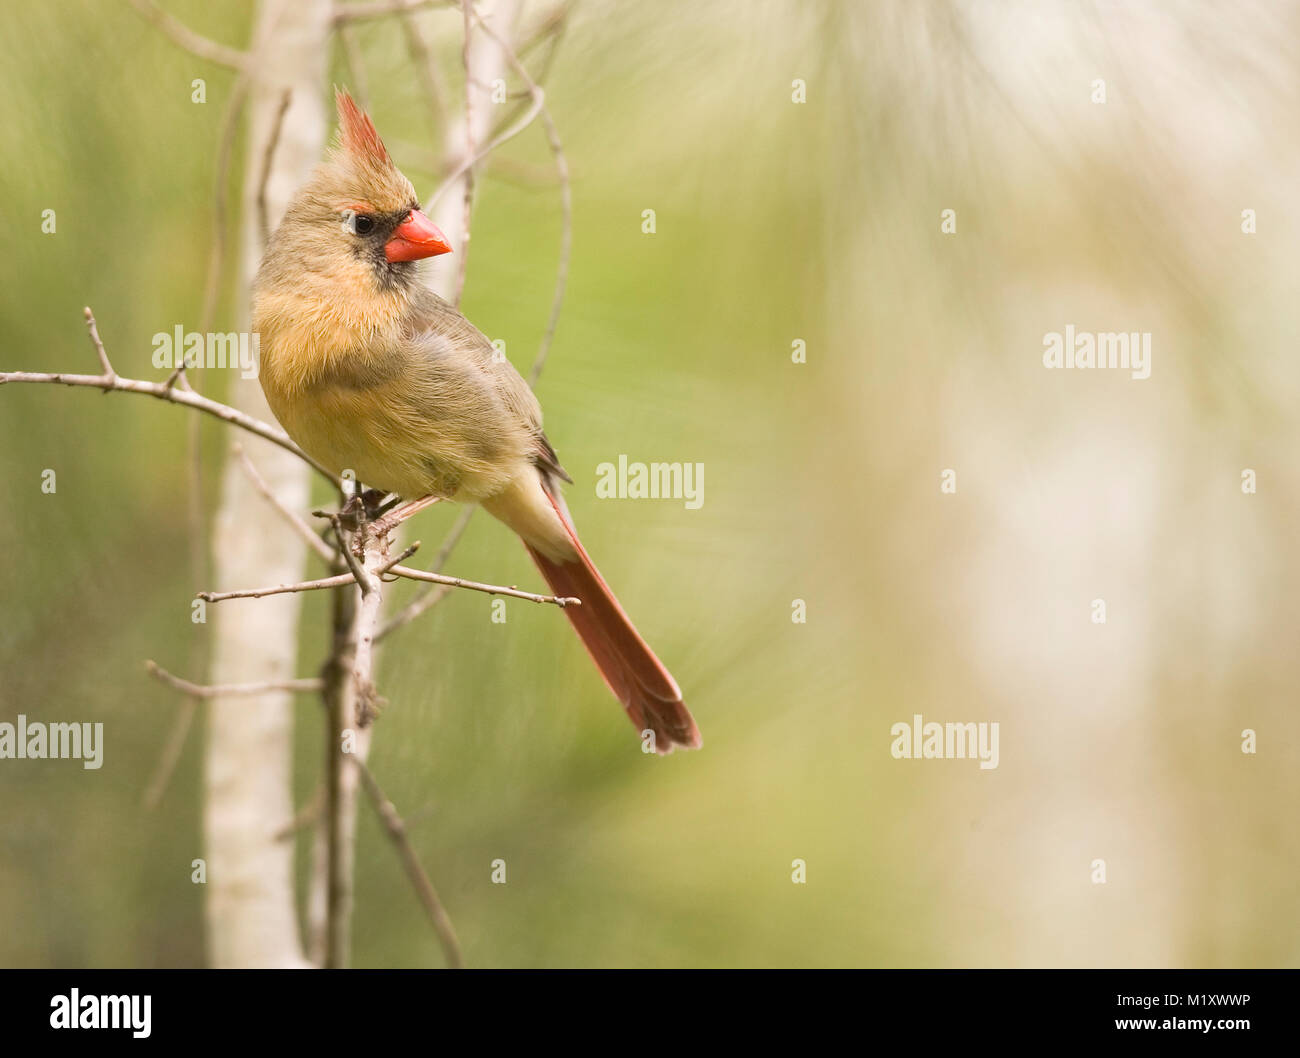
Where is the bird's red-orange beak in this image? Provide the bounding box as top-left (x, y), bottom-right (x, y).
top-left (385, 209), bottom-right (453, 262)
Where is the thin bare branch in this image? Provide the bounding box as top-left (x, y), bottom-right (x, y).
top-left (480, 4), bottom-right (569, 147)
top-left (384, 540), bottom-right (422, 569)
top-left (328, 513), bottom-right (371, 586)
top-left (529, 116), bottom-right (570, 384)
top-left (0, 309), bottom-right (340, 485)
top-left (199, 571), bottom-right (359, 603)
top-left (334, 0), bottom-right (445, 25)
top-left (236, 444), bottom-right (338, 565)
top-left (480, 156), bottom-right (564, 187)
top-left (173, 59), bottom-right (252, 789)
top-left (202, 522), bottom-right (574, 606)
top-left (197, 537), bottom-right (416, 604)
top-left (141, 697), bottom-right (198, 810)
top-left (178, 70), bottom-right (256, 735)
top-left (319, 570), bottom-right (358, 967)
top-left (129, 0), bottom-right (248, 71)
top-left (400, 3), bottom-right (449, 128)
top-left (276, 785), bottom-right (325, 841)
top-left (337, 24), bottom-right (371, 112)
top-left (146, 660), bottom-right (324, 698)
top-left (388, 562), bottom-right (579, 606)
top-left (257, 89), bottom-right (294, 248)
top-left (198, 70), bottom-right (252, 345)
top-left (425, 89), bottom-right (544, 212)
top-left (325, 522), bottom-right (388, 963)
top-left (517, 1), bottom-right (572, 60)
top-left (349, 540), bottom-right (385, 724)
top-left (467, 10), bottom-right (572, 384)
top-left (453, 0), bottom-right (477, 306)
top-left (376, 506), bottom-right (475, 640)
top-left (1, 364), bottom-right (337, 481)
top-left (356, 758), bottom-right (464, 968)
top-left (83, 306), bottom-right (113, 377)
top-left (145, 651), bottom-right (323, 817)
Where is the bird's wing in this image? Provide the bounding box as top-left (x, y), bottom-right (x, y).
top-left (405, 287), bottom-right (571, 482)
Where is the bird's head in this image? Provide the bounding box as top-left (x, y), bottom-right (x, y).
top-left (262, 89), bottom-right (452, 301)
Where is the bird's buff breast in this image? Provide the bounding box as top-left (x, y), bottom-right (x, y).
top-left (259, 332), bottom-right (518, 502)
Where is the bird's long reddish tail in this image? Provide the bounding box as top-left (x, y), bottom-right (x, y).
top-left (518, 480), bottom-right (701, 754)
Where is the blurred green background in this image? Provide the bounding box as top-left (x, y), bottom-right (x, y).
top-left (1, 0), bottom-right (1297, 967)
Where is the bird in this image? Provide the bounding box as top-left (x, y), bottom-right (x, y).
top-left (251, 89), bottom-right (701, 754)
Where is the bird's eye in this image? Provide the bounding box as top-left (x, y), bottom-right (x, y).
top-left (342, 210), bottom-right (376, 235)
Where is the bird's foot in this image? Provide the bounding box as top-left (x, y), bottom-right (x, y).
top-left (335, 493), bottom-right (366, 534)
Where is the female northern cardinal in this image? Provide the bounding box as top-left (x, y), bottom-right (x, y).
top-left (252, 90), bottom-right (700, 753)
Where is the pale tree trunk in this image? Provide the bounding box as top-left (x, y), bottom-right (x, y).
top-left (203, 0), bottom-right (332, 969)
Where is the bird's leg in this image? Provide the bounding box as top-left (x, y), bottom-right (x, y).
top-left (367, 494), bottom-right (443, 541)
top-left (336, 492), bottom-right (367, 533)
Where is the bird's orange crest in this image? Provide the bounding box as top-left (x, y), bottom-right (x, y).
top-left (334, 88), bottom-right (391, 169)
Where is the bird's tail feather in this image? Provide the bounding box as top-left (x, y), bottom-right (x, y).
top-left (500, 475), bottom-right (701, 754)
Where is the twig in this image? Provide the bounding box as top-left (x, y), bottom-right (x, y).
top-left (198, 538), bottom-right (589, 609)
top-left (356, 758), bottom-right (464, 968)
top-left (459, 8), bottom-right (571, 383)
top-left (128, 0), bottom-right (248, 71)
top-left (325, 522), bottom-right (388, 965)
top-left (174, 72), bottom-right (256, 787)
top-left (333, 0), bottom-right (444, 25)
top-left (388, 563), bottom-right (579, 606)
top-left (349, 535), bottom-right (386, 724)
top-left (235, 444), bottom-right (338, 565)
top-left (83, 306), bottom-right (113, 377)
top-left (530, 119), bottom-right (569, 383)
top-left (454, 0), bottom-right (477, 306)
top-left (173, 59), bottom-right (254, 798)
top-left (154, 60), bottom-right (252, 806)
top-left (0, 309), bottom-right (340, 485)
top-left (2, 363), bottom-right (337, 481)
top-left (142, 652), bottom-right (325, 812)
top-left (479, 4), bottom-right (568, 151)
top-left (146, 660), bottom-right (323, 698)
top-left (472, 14), bottom-right (571, 384)
top-left (257, 89), bottom-right (294, 248)
top-left (198, 71), bottom-right (252, 346)
top-left (141, 698), bottom-right (198, 810)
top-left (376, 506), bottom-right (475, 640)
top-left (480, 155), bottom-right (565, 187)
top-left (331, 510), bottom-right (372, 579)
top-left (424, 88), bottom-right (544, 212)
top-left (322, 558), bottom-right (362, 968)
top-left (400, 3), bottom-right (449, 130)
top-left (198, 571), bottom-right (361, 603)
top-left (275, 785), bottom-right (325, 841)
top-left (516, 1), bottom-right (572, 60)
top-left (337, 23), bottom-right (371, 112)
top-left (383, 541), bottom-right (422, 570)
